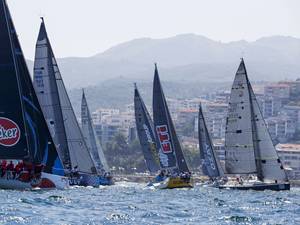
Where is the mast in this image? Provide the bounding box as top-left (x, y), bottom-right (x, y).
top-left (152, 64), bottom-right (189, 173)
top-left (134, 83), bottom-right (161, 173)
top-left (81, 89), bottom-right (110, 174)
top-left (198, 103), bottom-right (225, 178)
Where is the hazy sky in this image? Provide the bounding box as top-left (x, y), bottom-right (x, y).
top-left (8, 0), bottom-right (300, 60)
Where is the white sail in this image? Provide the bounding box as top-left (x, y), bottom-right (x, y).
top-left (249, 84), bottom-right (288, 183)
top-left (81, 90), bottom-right (110, 174)
top-left (225, 60), bottom-right (257, 174)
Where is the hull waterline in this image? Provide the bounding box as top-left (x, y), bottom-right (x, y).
top-left (218, 182), bottom-right (290, 191)
top-left (153, 177), bottom-right (194, 189)
top-left (0, 172), bottom-right (69, 189)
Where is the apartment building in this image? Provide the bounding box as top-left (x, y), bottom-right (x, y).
top-left (276, 143), bottom-right (300, 176)
top-left (264, 84), bottom-right (291, 99)
top-left (265, 117), bottom-right (296, 142)
top-left (92, 109), bottom-right (120, 124)
top-left (278, 79), bottom-right (300, 92)
top-left (280, 106), bottom-right (300, 122)
top-left (257, 96), bottom-right (282, 118)
top-left (206, 103), bottom-right (228, 114)
top-left (177, 109), bottom-right (198, 127)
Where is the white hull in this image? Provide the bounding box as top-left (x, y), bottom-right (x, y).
top-left (0, 172), bottom-right (69, 189)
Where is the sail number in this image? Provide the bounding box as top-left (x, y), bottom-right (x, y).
top-left (156, 125), bottom-right (172, 153)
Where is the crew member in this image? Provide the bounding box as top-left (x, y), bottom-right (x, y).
top-left (6, 161), bottom-right (14, 180)
top-left (71, 166), bottom-right (79, 179)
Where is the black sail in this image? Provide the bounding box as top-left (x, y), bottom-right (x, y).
top-left (33, 19), bottom-right (96, 174)
top-left (152, 64), bottom-right (189, 173)
top-left (33, 19), bottom-right (70, 168)
top-left (0, 0), bottom-right (63, 174)
top-left (198, 104), bottom-right (225, 178)
top-left (134, 84), bottom-right (160, 173)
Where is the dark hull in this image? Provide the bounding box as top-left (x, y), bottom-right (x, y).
top-left (218, 183), bottom-right (290, 191)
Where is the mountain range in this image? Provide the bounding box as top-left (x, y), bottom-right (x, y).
top-left (27, 34), bottom-right (300, 89)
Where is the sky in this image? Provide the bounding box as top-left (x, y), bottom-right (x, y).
top-left (7, 0), bottom-right (300, 61)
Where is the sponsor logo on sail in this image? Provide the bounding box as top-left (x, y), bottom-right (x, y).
top-left (143, 124), bottom-right (161, 167)
top-left (204, 143), bottom-right (216, 170)
top-left (238, 91), bottom-right (243, 97)
top-left (0, 117), bottom-right (20, 147)
top-left (156, 125), bottom-right (172, 153)
top-left (238, 81), bottom-right (243, 87)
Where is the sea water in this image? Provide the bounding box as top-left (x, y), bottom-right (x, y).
top-left (0, 182), bottom-right (299, 224)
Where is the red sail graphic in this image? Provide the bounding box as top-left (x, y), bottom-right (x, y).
top-left (0, 117), bottom-right (20, 146)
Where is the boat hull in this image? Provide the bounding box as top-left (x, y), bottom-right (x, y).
top-left (0, 172), bottom-right (69, 189)
top-left (218, 182), bottom-right (290, 191)
top-left (68, 173), bottom-right (99, 187)
top-left (99, 177), bottom-right (115, 185)
top-left (153, 177), bottom-right (194, 189)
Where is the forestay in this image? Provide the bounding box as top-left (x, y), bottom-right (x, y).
top-left (198, 104), bottom-right (225, 178)
top-left (134, 84), bottom-right (161, 173)
top-left (81, 90), bottom-right (110, 174)
top-left (33, 19), bottom-right (96, 174)
top-left (225, 60), bottom-right (257, 174)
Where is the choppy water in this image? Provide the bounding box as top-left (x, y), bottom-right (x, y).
top-left (1, 182), bottom-right (300, 224)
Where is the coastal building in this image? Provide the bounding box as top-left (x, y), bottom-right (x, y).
top-left (92, 109), bottom-right (120, 124)
top-left (280, 106), bottom-right (300, 122)
top-left (177, 109), bottom-right (198, 127)
top-left (206, 103), bottom-right (228, 114)
top-left (278, 79), bottom-right (300, 92)
top-left (264, 84), bottom-right (291, 99)
top-left (276, 143), bottom-right (300, 176)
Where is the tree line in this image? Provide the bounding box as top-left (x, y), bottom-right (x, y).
top-left (102, 132), bottom-right (201, 174)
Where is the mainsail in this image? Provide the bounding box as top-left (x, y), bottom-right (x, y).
top-left (33, 18), bottom-right (96, 174)
top-left (134, 84), bottom-right (160, 173)
top-left (152, 64), bottom-right (189, 173)
top-left (81, 90), bottom-right (110, 174)
top-left (225, 60), bottom-right (257, 174)
top-left (198, 104), bottom-right (225, 178)
top-left (225, 59), bottom-right (288, 183)
top-left (0, 0), bottom-right (63, 174)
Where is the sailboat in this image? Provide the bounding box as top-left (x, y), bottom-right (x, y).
top-left (0, 0), bottom-right (69, 189)
top-left (198, 104), bottom-right (226, 187)
top-left (152, 64), bottom-right (194, 189)
top-left (33, 18), bottom-right (99, 187)
top-left (81, 90), bottom-right (114, 185)
top-left (134, 84), bottom-right (161, 174)
top-left (218, 59), bottom-right (290, 191)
